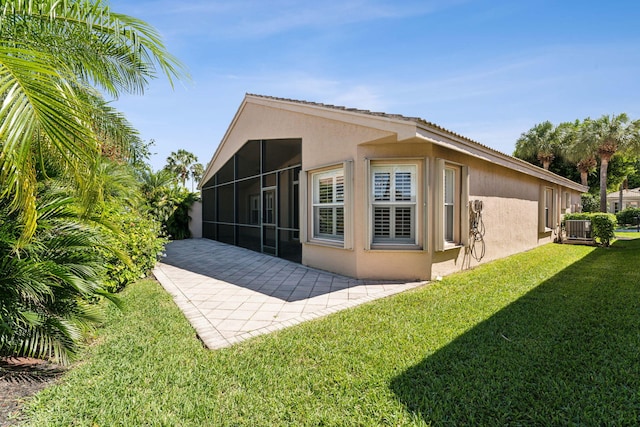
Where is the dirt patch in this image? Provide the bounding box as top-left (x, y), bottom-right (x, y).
top-left (0, 358), bottom-right (63, 426)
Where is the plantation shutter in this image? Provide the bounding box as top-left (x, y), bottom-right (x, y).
top-left (370, 164), bottom-right (417, 245)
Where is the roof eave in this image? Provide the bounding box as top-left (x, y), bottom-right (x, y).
top-left (415, 124), bottom-right (588, 193)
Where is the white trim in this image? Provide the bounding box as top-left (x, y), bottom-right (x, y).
top-left (539, 185), bottom-right (557, 233)
top-left (434, 159), bottom-right (445, 252)
top-left (435, 160), bottom-right (468, 251)
top-left (343, 160), bottom-right (354, 250)
top-left (423, 157), bottom-right (430, 253)
top-left (306, 162), bottom-right (353, 250)
top-left (460, 165), bottom-right (470, 247)
top-left (368, 160), bottom-right (420, 248)
top-left (311, 168), bottom-right (345, 241)
top-left (300, 169), bottom-right (308, 244)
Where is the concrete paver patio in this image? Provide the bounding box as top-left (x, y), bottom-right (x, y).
top-left (153, 239), bottom-right (426, 349)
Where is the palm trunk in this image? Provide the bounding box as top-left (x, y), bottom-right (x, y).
top-left (599, 156), bottom-right (610, 212)
top-left (618, 178), bottom-right (628, 213)
top-left (580, 171), bottom-right (588, 186)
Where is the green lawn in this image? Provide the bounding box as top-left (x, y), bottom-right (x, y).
top-left (23, 236), bottom-right (640, 426)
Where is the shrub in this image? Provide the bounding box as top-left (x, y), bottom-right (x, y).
top-left (581, 193), bottom-right (599, 213)
top-left (0, 188), bottom-right (114, 363)
top-left (590, 213), bottom-right (617, 246)
top-left (165, 191), bottom-right (199, 240)
top-left (101, 205), bottom-right (167, 293)
top-left (564, 212), bottom-right (617, 246)
top-left (563, 213), bottom-right (591, 221)
top-left (616, 207), bottom-right (640, 226)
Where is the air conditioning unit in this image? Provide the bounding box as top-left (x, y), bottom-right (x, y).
top-left (564, 220), bottom-right (593, 243)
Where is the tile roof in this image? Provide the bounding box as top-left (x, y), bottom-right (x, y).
top-left (607, 187), bottom-right (640, 197)
top-left (243, 93), bottom-right (588, 192)
top-left (246, 93), bottom-right (508, 158)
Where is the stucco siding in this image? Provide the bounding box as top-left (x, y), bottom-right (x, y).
top-left (202, 95), bottom-right (587, 282)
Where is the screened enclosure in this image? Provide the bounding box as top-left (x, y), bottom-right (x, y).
top-left (201, 139), bottom-right (302, 263)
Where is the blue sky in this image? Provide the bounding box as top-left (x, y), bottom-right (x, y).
top-left (108, 0), bottom-right (640, 173)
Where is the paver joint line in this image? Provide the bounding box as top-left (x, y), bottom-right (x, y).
top-left (154, 239), bottom-right (426, 350)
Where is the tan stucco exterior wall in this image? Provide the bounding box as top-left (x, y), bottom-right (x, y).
top-left (306, 135), bottom-right (582, 281)
top-left (203, 96), bottom-right (585, 281)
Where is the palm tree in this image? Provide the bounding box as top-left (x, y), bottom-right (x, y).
top-left (190, 162), bottom-right (205, 191)
top-left (561, 119), bottom-right (598, 187)
top-left (139, 167), bottom-right (180, 222)
top-left (514, 121), bottom-right (561, 170)
top-left (0, 0), bottom-right (187, 239)
top-left (577, 114), bottom-right (639, 212)
top-left (165, 149), bottom-right (198, 187)
top-left (0, 0), bottom-right (186, 362)
top-left (0, 184), bottom-right (116, 364)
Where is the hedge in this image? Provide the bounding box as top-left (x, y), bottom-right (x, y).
top-left (616, 207), bottom-right (640, 226)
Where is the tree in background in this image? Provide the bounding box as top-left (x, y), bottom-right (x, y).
top-left (165, 149), bottom-right (198, 187)
top-left (139, 167), bottom-right (198, 240)
top-left (515, 116), bottom-right (640, 212)
top-left (190, 162), bottom-right (205, 191)
top-left (627, 158), bottom-right (640, 189)
top-left (560, 120), bottom-right (598, 187)
top-left (573, 114), bottom-right (640, 212)
top-left (514, 121), bottom-right (562, 170)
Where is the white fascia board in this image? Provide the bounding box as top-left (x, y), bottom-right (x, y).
top-left (199, 98), bottom-right (249, 188)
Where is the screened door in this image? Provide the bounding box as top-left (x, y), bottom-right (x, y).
top-left (262, 188), bottom-right (277, 255)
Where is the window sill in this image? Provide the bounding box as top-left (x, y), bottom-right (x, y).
top-left (437, 242), bottom-right (463, 252)
top-left (306, 238), bottom-right (347, 249)
top-left (369, 244), bottom-right (423, 252)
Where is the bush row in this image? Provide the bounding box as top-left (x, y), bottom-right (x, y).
top-left (616, 207), bottom-right (640, 227)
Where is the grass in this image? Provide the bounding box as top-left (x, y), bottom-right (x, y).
top-left (23, 236), bottom-right (640, 426)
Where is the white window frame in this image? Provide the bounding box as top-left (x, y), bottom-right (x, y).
top-left (539, 186), bottom-right (557, 232)
top-left (369, 163), bottom-right (418, 247)
top-left (444, 167), bottom-right (456, 243)
top-left (545, 187), bottom-right (553, 229)
top-left (312, 168), bottom-right (344, 241)
top-left (435, 159), bottom-right (469, 252)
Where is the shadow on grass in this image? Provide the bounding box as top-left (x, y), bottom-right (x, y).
top-left (391, 238), bottom-right (640, 425)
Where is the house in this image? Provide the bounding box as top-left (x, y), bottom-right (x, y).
top-left (607, 187), bottom-right (640, 213)
top-left (200, 94), bottom-right (587, 281)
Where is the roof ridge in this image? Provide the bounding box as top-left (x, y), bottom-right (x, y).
top-left (244, 93), bottom-right (587, 192)
top-left (245, 93), bottom-right (505, 157)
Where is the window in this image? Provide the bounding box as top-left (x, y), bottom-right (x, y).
top-left (539, 186), bottom-right (556, 232)
top-left (444, 167), bottom-right (455, 242)
top-left (312, 169), bottom-right (344, 240)
top-left (563, 191), bottom-right (570, 210)
top-left (545, 187), bottom-right (553, 229)
top-left (435, 160), bottom-right (469, 251)
top-left (370, 164), bottom-right (417, 244)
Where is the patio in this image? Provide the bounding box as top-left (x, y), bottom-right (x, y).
top-left (153, 239), bottom-right (426, 349)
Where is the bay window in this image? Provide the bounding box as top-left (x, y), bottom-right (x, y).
top-left (370, 164), bottom-right (417, 245)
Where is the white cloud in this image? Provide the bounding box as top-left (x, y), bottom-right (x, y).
top-left (115, 0), bottom-right (464, 39)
